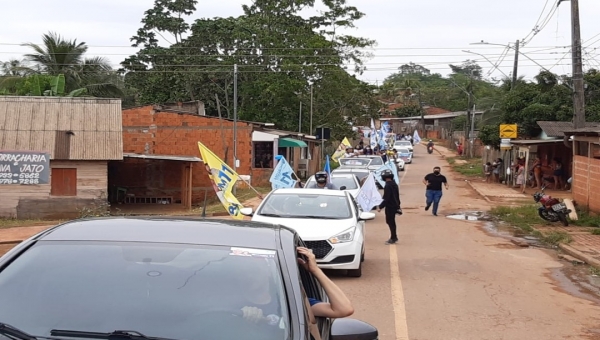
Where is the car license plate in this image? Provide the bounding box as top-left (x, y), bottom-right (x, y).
top-left (552, 203), bottom-right (565, 211)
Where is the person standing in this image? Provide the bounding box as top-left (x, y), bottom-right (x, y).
top-left (377, 169), bottom-right (401, 245)
top-left (423, 166), bottom-right (448, 216)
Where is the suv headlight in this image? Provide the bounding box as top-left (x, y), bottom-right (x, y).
top-left (329, 227), bottom-right (356, 244)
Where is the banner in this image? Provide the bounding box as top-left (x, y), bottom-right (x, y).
top-left (198, 142), bottom-right (244, 220)
top-left (331, 137), bottom-right (352, 162)
top-left (413, 130), bottom-right (421, 144)
top-left (374, 161), bottom-right (400, 188)
top-left (269, 156), bottom-right (297, 190)
top-left (357, 172), bottom-right (383, 211)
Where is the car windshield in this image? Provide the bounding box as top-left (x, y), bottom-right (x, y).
top-left (397, 149), bottom-right (410, 154)
top-left (333, 171), bottom-right (368, 181)
top-left (339, 158), bottom-right (371, 167)
top-left (362, 156), bottom-right (383, 165)
top-left (258, 193), bottom-right (352, 219)
top-left (0, 241), bottom-right (289, 340)
top-left (395, 141), bottom-right (411, 146)
top-left (306, 176), bottom-right (358, 190)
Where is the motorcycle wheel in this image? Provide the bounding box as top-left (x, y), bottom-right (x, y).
top-left (557, 212), bottom-right (569, 226)
top-left (538, 209), bottom-right (559, 222)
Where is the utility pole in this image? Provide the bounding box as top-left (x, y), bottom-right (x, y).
top-left (470, 104), bottom-right (476, 158)
top-left (233, 64), bottom-right (238, 195)
top-left (417, 88), bottom-right (424, 133)
top-left (570, 0), bottom-right (586, 128)
top-left (310, 84), bottom-right (313, 135)
top-left (299, 101), bottom-right (302, 133)
top-left (511, 40), bottom-right (519, 90)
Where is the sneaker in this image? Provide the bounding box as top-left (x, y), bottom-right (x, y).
top-left (425, 205), bottom-right (431, 211)
top-left (385, 239), bottom-right (398, 245)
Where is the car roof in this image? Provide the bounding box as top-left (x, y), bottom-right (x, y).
top-left (395, 140), bottom-right (411, 143)
top-left (332, 168), bottom-right (369, 173)
top-left (37, 217), bottom-right (291, 249)
top-left (272, 188), bottom-right (347, 196)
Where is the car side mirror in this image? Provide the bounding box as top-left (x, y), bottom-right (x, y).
top-left (239, 207), bottom-right (254, 216)
top-left (358, 212), bottom-right (376, 221)
top-left (331, 318), bottom-right (378, 340)
top-left (339, 186), bottom-right (347, 190)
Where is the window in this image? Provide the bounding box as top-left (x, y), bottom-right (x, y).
top-left (253, 142), bottom-right (274, 168)
top-left (50, 168), bottom-right (77, 196)
top-left (592, 143), bottom-right (600, 159)
top-left (0, 241), bottom-right (290, 340)
top-left (301, 147), bottom-right (312, 160)
top-left (576, 141), bottom-right (589, 157)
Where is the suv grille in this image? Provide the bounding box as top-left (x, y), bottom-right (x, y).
top-left (304, 240), bottom-right (333, 259)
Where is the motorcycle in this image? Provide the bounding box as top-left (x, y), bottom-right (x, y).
top-left (427, 145), bottom-right (434, 154)
top-left (533, 185), bottom-right (571, 226)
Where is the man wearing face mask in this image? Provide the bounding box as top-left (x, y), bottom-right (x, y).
top-left (423, 166), bottom-right (448, 216)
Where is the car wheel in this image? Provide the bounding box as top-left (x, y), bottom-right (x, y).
top-left (361, 252), bottom-right (365, 262)
top-left (347, 262), bottom-right (362, 277)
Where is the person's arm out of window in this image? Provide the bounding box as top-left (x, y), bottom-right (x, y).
top-left (297, 247), bottom-right (354, 318)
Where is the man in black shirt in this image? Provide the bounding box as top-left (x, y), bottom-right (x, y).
top-left (377, 169), bottom-right (401, 244)
top-left (423, 166), bottom-right (448, 216)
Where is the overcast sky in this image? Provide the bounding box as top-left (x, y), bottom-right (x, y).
top-left (1, 0), bottom-right (600, 84)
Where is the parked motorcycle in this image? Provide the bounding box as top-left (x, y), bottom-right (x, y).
top-left (533, 186), bottom-right (571, 226)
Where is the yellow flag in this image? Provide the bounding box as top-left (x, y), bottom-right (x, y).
top-left (331, 137), bottom-right (352, 162)
top-left (198, 142), bottom-right (244, 220)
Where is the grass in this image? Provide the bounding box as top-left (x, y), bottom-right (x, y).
top-left (489, 205), bottom-right (572, 246)
top-left (446, 157), bottom-right (484, 177)
top-left (572, 210), bottom-right (600, 228)
top-left (590, 266), bottom-right (600, 276)
top-left (193, 186), bottom-right (272, 214)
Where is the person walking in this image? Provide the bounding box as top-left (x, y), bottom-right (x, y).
top-left (423, 166), bottom-right (449, 216)
top-left (377, 169), bottom-right (401, 245)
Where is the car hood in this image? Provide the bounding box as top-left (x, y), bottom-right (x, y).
top-left (251, 215), bottom-right (356, 240)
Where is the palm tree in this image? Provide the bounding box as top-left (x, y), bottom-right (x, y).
top-left (21, 32), bottom-right (122, 97)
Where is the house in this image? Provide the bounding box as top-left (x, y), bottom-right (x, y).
top-left (379, 102), bottom-right (451, 117)
top-left (110, 104), bottom-right (319, 209)
top-left (379, 110), bottom-right (484, 139)
top-left (0, 96), bottom-right (123, 219)
top-left (563, 127), bottom-right (600, 213)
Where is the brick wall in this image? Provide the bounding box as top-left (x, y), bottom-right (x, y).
top-left (572, 155), bottom-right (600, 213)
top-left (116, 106), bottom-right (257, 205)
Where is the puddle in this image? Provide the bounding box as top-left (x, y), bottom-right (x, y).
top-left (550, 264), bottom-right (600, 305)
top-left (445, 210), bottom-right (492, 222)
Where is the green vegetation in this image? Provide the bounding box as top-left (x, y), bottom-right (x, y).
top-left (0, 218), bottom-right (62, 229)
top-left (572, 210), bottom-right (600, 228)
top-left (194, 186), bottom-right (272, 215)
top-left (446, 157), bottom-right (483, 177)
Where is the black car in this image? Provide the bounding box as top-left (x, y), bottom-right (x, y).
top-left (0, 217), bottom-right (377, 340)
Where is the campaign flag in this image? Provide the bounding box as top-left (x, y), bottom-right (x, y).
top-left (357, 172), bottom-right (383, 212)
top-left (198, 142), bottom-right (244, 220)
top-left (331, 137), bottom-right (352, 162)
top-left (374, 161), bottom-right (400, 188)
top-left (324, 154), bottom-right (332, 183)
top-left (378, 129), bottom-right (387, 149)
top-left (370, 118), bottom-right (378, 148)
top-left (270, 156), bottom-right (297, 190)
top-left (413, 130), bottom-right (421, 144)
top-left (382, 121), bottom-right (391, 134)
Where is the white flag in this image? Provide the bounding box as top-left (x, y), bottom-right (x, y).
top-left (413, 130), bottom-right (421, 144)
top-left (357, 173), bottom-right (383, 212)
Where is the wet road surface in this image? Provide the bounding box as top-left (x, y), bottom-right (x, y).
top-left (329, 145), bottom-right (600, 340)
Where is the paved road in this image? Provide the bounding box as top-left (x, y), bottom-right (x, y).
top-left (330, 144), bottom-right (600, 340)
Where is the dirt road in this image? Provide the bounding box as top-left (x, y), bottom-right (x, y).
top-left (330, 144), bottom-right (600, 340)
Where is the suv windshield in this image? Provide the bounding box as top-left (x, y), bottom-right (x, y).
top-left (361, 156), bottom-right (383, 165)
top-left (259, 193), bottom-right (352, 219)
top-left (305, 176), bottom-right (358, 190)
top-left (339, 158), bottom-right (371, 167)
top-left (0, 241), bottom-right (289, 340)
top-left (394, 141), bottom-right (411, 146)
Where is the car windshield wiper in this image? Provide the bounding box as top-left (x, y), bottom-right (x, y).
top-left (259, 213), bottom-right (283, 218)
top-left (298, 215), bottom-right (340, 220)
top-left (0, 323), bottom-right (60, 340)
top-left (50, 329), bottom-right (178, 340)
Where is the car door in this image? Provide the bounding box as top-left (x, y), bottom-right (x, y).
top-left (295, 237), bottom-right (331, 340)
top-left (348, 193), bottom-right (365, 238)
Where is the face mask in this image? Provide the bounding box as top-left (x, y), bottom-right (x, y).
top-left (434, 170), bottom-right (440, 175)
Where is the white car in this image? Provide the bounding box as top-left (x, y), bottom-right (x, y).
top-left (393, 140), bottom-right (413, 153)
top-left (240, 188), bottom-right (375, 277)
top-left (304, 173), bottom-right (361, 197)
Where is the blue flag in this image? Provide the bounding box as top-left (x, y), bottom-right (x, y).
top-left (269, 156), bottom-right (297, 190)
top-left (374, 160), bottom-right (399, 188)
top-left (324, 155), bottom-right (332, 183)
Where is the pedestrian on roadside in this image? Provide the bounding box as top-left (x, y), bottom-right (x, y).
top-left (484, 162), bottom-right (492, 183)
top-left (423, 166), bottom-right (449, 216)
top-left (376, 169), bottom-right (401, 245)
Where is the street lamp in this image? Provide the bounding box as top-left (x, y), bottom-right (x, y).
top-left (462, 50), bottom-right (510, 79)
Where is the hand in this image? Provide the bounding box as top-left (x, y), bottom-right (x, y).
top-left (241, 306), bottom-right (264, 323)
top-left (297, 247), bottom-right (319, 274)
top-left (376, 207), bottom-right (381, 212)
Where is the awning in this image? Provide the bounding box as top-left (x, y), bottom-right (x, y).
top-left (278, 138), bottom-right (307, 148)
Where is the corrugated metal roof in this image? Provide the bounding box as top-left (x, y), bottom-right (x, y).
top-left (537, 120), bottom-right (600, 137)
top-left (563, 126), bottom-right (600, 135)
top-left (0, 96), bottom-right (123, 160)
top-left (124, 153), bottom-right (202, 162)
top-left (381, 111), bottom-right (484, 121)
top-left (511, 139), bottom-right (564, 145)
